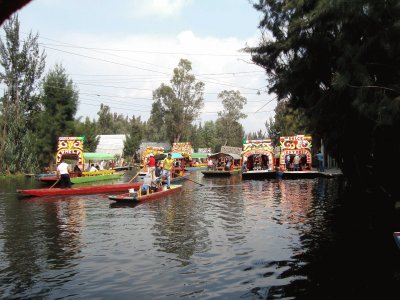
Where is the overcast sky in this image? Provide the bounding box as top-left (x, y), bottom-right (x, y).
top-left (11, 0), bottom-right (276, 133)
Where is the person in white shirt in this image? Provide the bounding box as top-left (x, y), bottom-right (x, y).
top-left (89, 164), bottom-right (98, 172)
top-left (57, 159), bottom-right (71, 188)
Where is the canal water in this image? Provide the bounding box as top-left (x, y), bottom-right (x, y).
top-left (1, 171), bottom-right (399, 299)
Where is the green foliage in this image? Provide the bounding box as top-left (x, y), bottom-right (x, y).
top-left (152, 59), bottom-right (205, 143)
top-left (123, 115), bottom-right (144, 161)
top-left (97, 103), bottom-right (130, 134)
top-left (34, 63), bottom-right (78, 167)
top-left (74, 117), bottom-right (99, 152)
top-left (250, 0), bottom-right (400, 197)
top-left (216, 90), bottom-right (247, 147)
top-left (0, 15), bottom-right (45, 174)
top-left (146, 99), bottom-right (166, 142)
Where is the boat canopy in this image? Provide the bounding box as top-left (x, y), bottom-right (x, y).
top-left (192, 152), bottom-right (208, 159)
top-left (84, 152), bottom-right (115, 160)
top-left (163, 152), bottom-right (184, 159)
top-left (209, 152), bottom-right (241, 160)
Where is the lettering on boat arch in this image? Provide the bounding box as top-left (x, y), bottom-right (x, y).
top-left (242, 139), bottom-right (275, 168)
top-left (56, 136), bottom-right (84, 166)
top-left (279, 135), bottom-right (313, 170)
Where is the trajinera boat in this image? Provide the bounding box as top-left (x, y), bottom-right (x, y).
top-left (201, 151), bottom-right (241, 177)
top-left (17, 182), bottom-right (143, 198)
top-left (241, 139), bottom-right (277, 179)
top-left (109, 184), bottom-right (182, 203)
top-left (39, 136), bottom-right (124, 184)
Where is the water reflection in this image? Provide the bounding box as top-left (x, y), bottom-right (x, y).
top-left (1, 174), bottom-right (399, 299)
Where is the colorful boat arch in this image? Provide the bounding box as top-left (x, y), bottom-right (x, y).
top-left (279, 135), bottom-right (313, 171)
top-left (242, 139), bottom-right (275, 170)
top-left (56, 136), bottom-right (85, 169)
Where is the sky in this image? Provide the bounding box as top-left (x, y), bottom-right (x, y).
top-left (9, 0), bottom-right (276, 134)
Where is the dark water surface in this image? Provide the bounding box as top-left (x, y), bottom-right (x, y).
top-left (1, 172), bottom-right (399, 299)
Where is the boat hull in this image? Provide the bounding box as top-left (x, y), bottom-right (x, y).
top-left (17, 182), bottom-right (142, 197)
top-left (109, 185), bottom-right (182, 203)
top-left (201, 170), bottom-right (241, 177)
top-left (242, 170), bottom-right (278, 179)
top-left (184, 166), bottom-right (208, 171)
top-left (39, 173), bottom-right (124, 184)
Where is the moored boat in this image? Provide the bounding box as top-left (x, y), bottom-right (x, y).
top-left (17, 182), bottom-right (142, 198)
top-left (202, 151), bottom-right (241, 177)
top-left (39, 170), bottom-right (124, 184)
top-left (241, 139), bottom-right (277, 179)
top-left (109, 184), bottom-right (182, 203)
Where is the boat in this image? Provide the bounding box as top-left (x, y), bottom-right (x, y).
top-left (201, 169), bottom-right (241, 177)
top-left (109, 184), bottom-right (182, 203)
top-left (277, 135), bottom-right (319, 179)
top-left (201, 151), bottom-right (241, 177)
top-left (17, 182), bottom-right (142, 197)
top-left (39, 170), bottom-right (124, 184)
top-left (394, 232), bottom-right (400, 249)
top-left (39, 136), bottom-right (124, 185)
top-left (241, 139), bottom-right (277, 179)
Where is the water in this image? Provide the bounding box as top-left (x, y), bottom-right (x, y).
top-left (1, 172), bottom-right (399, 299)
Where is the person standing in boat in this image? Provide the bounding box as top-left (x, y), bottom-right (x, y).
top-left (293, 154), bottom-right (301, 171)
top-left (162, 153), bottom-right (174, 189)
top-left (147, 153), bottom-right (156, 180)
top-left (316, 150), bottom-right (325, 172)
top-left (57, 159), bottom-right (72, 188)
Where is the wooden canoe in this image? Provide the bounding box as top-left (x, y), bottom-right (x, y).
top-left (109, 184), bottom-right (182, 203)
top-left (17, 182), bottom-right (142, 197)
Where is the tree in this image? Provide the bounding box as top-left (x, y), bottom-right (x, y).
top-left (0, 15), bottom-right (45, 173)
top-left (123, 115), bottom-right (143, 162)
top-left (147, 99), bottom-right (166, 142)
top-left (34, 63), bottom-right (79, 168)
top-left (152, 59), bottom-right (204, 143)
top-left (216, 90), bottom-right (247, 147)
top-left (96, 104), bottom-right (129, 134)
top-left (248, 0), bottom-right (400, 198)
top-left (74, 117), bottom-right (99, 152)
top-left (265, 99), bottom-right (310, 145)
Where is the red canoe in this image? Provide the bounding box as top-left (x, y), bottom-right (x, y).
top-left (109, 184), bottom-right (182, 203)
top-left (17, 182), bottom-right (142, 197)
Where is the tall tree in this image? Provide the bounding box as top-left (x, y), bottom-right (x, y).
top-left (123, 116), bottom-right (144, 162)
top-left (265, 99), bottom-right (310, 145)
top-left (0, 15), bottom-right (45, 174)
top-left (147, 99), bottom-right (166, 142)
top-left (216, 90), bottom-right (247, 147)
top-left (34, 63), bottom-right (79, 168)
top-left (74, 117), bottom-right (99, 152)
top-left (249, 0), bottom-right (400, 198)
top-left (152, 59), bottom-right (204, 143)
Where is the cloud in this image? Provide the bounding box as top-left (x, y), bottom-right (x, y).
top-left (130, 0), bottom-right (192, 18)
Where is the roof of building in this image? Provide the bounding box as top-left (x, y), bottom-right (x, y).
top-left (96, 134), bottom-right (126, 156)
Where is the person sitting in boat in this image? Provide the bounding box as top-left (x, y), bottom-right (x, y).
top-left (224, 159), bottom-right (232, 171)
top-left (89, 164), bottom-right (98, 172)
top-left (74, 165), bottom-right (82, 177)
top-left (207, 158), bottom-right (213, 170)
top-left (241, 162), bottom-right (247, 173)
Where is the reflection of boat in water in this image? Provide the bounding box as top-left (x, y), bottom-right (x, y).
top-left (108, 184), bottom-right (182, 203)
top-left (17, 182), bottom-right (142, 198)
